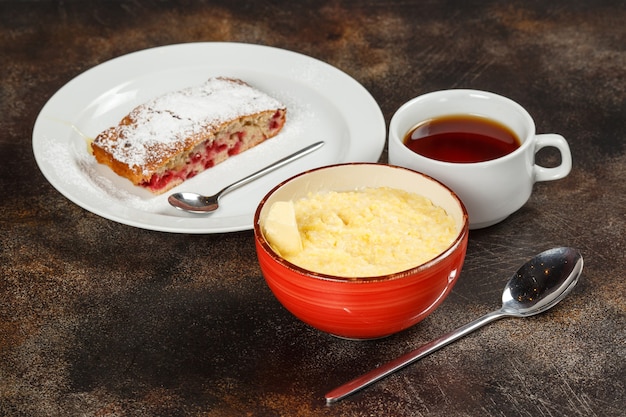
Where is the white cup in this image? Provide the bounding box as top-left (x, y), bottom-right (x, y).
top-left (388, 89), bottom-right (572, 229)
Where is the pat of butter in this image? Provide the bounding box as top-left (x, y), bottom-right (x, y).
top-left (263, 201), bottom-right (303, 256)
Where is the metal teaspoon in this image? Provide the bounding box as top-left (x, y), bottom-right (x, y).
top-left (325, 246), bottom-right (584, 404)
top-left (168, 141), bottom-right (324, 213)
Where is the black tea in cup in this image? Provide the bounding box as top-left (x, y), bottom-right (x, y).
top-left (403, 114), bottom-right (521, 163)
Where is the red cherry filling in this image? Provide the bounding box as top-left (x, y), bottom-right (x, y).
top-left (140, 109), bottom-right (285, 193)
top-left (141, 131), bottom-right (249, 192)
top-left (269, 110), bottom-right (284, 132)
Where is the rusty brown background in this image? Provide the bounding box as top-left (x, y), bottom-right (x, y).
top-left (1, 1), bottom-right (624, 416)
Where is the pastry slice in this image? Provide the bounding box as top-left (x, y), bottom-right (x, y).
top-left (91, 77), bottom-right (286, 194)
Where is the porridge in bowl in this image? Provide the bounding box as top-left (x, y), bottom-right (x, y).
top-left (263, 187), bottom-right (456, 277)
top-left (254, 163), bottom-right (469, 339)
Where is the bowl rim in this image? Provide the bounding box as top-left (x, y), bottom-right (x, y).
top-left (253, 162), bottom-right (469, 283)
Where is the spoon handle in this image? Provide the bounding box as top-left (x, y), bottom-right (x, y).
top-left (325, 309), bottom-right (507, 404)
top-left (216, 141), bottom-right (324, 197)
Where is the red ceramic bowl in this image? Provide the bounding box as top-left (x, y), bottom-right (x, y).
top-left (254, 163), bottom-right (469, 340)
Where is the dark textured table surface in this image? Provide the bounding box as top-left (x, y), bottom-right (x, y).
top-left (1, 1), bottom-right (625, 416)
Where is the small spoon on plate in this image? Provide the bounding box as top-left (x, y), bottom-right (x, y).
top-left (168, 141), bottom-right (324, 213)
top-left (325, 247), bottom-right (584, 404)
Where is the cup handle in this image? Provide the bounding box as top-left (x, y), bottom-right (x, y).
top-left (533, 134), bottom-right (572, 182)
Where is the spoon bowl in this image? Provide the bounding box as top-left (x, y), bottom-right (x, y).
top-left (168, 192), bottom-right (220, 213)
top-left (325, 247), bottom-right (583, 403)
top-left (502, 247), bottom-right (582, 316)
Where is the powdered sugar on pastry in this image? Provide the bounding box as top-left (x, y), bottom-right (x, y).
top-left (91, 77), bottom-right (287, 194)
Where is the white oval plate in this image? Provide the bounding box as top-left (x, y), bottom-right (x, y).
top-left (32, 42), bottom-right (385, 233)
